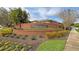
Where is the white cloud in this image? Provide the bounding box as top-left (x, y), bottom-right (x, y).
top-left (26, 7), bottom-right (62, 21)
top-left (38, 8), bottom-right (47, 19)
top-left (47, 8), bottom-right (62, 16)
top-left (75, 19), bottom-right (79, 23)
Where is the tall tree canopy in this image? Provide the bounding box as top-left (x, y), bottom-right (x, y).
top-left (9, 8), bottom-right (30, 25)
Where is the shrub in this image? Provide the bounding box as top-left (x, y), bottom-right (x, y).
top-left (4, 34), bottom-right (9, 37)
top-left (56, 32), bottom-right (62, 38)
top-left (27, 45), bottom-right (32, 51)
top-left (0, 27), bottom-right (13, 36)
top-left (16, 35), bottom-right (20, 39)
top-left (21, 35), bottom-right (26, 40)
top-left (10, 34), bottom-right (16, 38)
top-left (0, 40), bottom-right (28, 51)
top-left (25, 35), bottom-right (28, 37)
top-left (46, 30), bottom-right (70, 39)
top-left (46, 32), bottom-right (57, 39)
top-left (31, 35), bottom-right (37, 40)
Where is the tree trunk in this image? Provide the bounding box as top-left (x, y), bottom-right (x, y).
top-left (64, 26), bottom-right (67, 30)
top-left (19, 23), bottom-right (21, 29)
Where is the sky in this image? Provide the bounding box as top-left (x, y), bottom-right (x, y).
top-left (6, 7), bottom-right (79, 23)
top-left (24, 7), bottom-right (79, 23)
top-left (25, 7), bottom-right (63, 23)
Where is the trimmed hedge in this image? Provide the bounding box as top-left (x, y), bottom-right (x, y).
top-left (46, 30), bottom-right (70, 39)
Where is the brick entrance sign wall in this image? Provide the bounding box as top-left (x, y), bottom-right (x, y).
top-left (13, 29), bottom-right (54, 35)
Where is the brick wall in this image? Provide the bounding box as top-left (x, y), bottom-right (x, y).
top-left (13, 29), bottom-right (53, 35)
top-left (15, 22), bottom-right (62, 29)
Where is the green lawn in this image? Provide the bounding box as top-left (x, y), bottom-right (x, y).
top-left (37, 39), bottom-right (66, 51)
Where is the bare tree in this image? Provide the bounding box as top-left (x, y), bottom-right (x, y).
top-left (0, 7), bottom-right (10, 26)
top-left (57, 9), bottom-right (78, 29)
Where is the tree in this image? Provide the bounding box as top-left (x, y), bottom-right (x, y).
top-left (17, 8), bottom-right (23, 28)
top-left (47, 19), bottom-right (53, 22)
top-left (22, 10), bottom-right (30, 23)
top-left (57, 9), bottom-right (78, 30)
top-left (73, 23), bottom-right (79, 27)
top-left (9, 8), bottom-right (30, 28)
top-left (0, 7), bottom-right (10, 26)
top-left (9, 8), bottom-right (19, 25)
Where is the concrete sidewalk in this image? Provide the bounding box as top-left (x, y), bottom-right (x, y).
top-left (64, 29), bottom-right (79, 51)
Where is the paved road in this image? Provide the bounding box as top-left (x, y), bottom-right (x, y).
top-left (64, 28), bottom-right (79, 51)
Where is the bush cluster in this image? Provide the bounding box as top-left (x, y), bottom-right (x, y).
top-left (0, 28), bottom-right (13, 36)
top-left (31, 35), bottom-right (37, 40)
top-left (46, 30), bottom-right (70, 39)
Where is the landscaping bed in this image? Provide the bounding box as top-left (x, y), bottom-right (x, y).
top-left (0, 39), bottom-right (31, 51)
top-left (0, 33), bottom-right (47, 51)
top-left (0, 27), bottom-right (69, 51)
